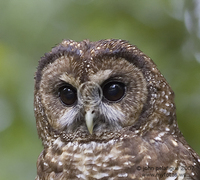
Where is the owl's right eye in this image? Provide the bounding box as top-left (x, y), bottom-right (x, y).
top-left (58, 85), bottom-right (77, 106)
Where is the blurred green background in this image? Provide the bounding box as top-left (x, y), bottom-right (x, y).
top-left (0, 0), bottom-right (200, 179)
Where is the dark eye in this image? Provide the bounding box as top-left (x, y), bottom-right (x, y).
top-left (58, 85), bottom-right (77, 106)
top-left (102, 82), bottom-right (125, 102)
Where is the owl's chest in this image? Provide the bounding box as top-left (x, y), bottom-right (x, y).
top-left (63, 140), bottom-right (126, 177)
top-left (40, 138), bottom-right (139, 179)
top-left (38, 135), bottom-right (187, 180)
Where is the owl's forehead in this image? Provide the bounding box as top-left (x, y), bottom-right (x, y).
top-left (35, 39), bottom-right (157, 90)
top-left (42, 53), bottom-right (133, 87)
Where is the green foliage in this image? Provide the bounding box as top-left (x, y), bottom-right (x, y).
top-left (0, 1), bottom-right (199, 179)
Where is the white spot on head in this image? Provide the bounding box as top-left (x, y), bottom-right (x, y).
top-left (43, 162), bottom-right (49, 167)
top-left (154, 136), bottom-right (162, 141)
top-left (152, 93), bottom-right (157, 98)
top-left (135, 130), bottom-right (139, 134)
top-left (161, 91), bottom-right (165, 96)
top-left (159, 108), bottom-right (170, 116)
top-left (58, 161), bottom-right (63, 166)
top-left (158, 132), bottom-right (165, 137)
top-left (171, 139), bottom-right (178, 146)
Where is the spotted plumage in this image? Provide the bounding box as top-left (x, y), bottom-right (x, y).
top-left (34, 39), bottom-right (200, 180)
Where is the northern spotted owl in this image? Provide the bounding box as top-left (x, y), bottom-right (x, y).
top-left (34, 39), bottom-right (200, 180)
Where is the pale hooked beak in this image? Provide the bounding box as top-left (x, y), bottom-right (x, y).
top-left (78, 81), bottom-right (102, 134)
top-left (85, 108), bottom-right (96, 134)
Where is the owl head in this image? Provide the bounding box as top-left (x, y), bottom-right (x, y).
top-left (34, 39), bottom-right (177, 146)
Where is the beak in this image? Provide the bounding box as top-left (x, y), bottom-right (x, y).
top-left (85, 108), bottom-right (95, 134)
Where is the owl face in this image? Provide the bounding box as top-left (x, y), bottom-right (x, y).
top-left (34, 39), bottom-right (175, 143)
top-left (35, 40), bottom-right (200, 180)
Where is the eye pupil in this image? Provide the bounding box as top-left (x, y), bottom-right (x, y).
top-left (59, 86), bottom-right (77, 106)
top-left (103, 82), bottom-right (125, 102)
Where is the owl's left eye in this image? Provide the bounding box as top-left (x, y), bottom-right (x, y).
top-left (102, 82), bottom-right (126, 102)
top-left (58, 85), bottom-right (77, 106)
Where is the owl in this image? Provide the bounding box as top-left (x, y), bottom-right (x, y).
top-left (34, 39), bottom-right (200, 180)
